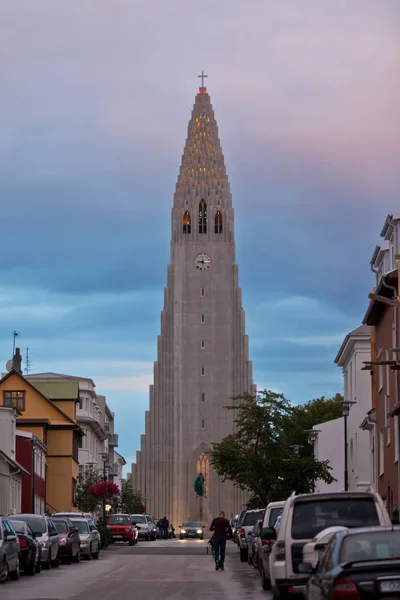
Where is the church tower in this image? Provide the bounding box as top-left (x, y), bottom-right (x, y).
top-left (131, 75), bottom-right (255, 526)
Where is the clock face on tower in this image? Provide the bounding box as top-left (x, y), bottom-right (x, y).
top-left (195, 253), bottom-right (211, 271)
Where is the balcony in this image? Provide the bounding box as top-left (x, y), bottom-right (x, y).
top-left (108, 462), bottom-right (119, 477)
top-left (108, 433), bottom-right (118, 447)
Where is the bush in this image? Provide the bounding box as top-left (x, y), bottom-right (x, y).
top-left (97, 524), bottom-right (111, 548)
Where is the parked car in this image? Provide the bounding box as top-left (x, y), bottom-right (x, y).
top-left (67, 517), bottom-right (100, 560)
top-left (247, 519), bottom-right (263, 568)
top-left (302, 526), bottom-right (400, 599)
top-left (238, 509), bottom-right (265, 561)
top-left (265, 490), bottom-right (391, 597)
top-left (234, 509), bottom-right (247, 545)
top-left (179, 521), bottom-right (205, 540)
top-left (13, 514), bottom-right (60, 569)
top-left (145, 515), bottom-right (157, 540)
top-left (262, 500), bottom-right (285, 529)
top-left (106, 514), bottom-right (137, 545)
top-left (87, 519), bottom-right (101, 549)
top-left (9, 519), bottom-right (41, 575)
top-left (0, 517), bottom-right (20, 583)
top-left (52, 517), bottom-right (81, 564)
top-left (132, 514), bottom-right (153, 541)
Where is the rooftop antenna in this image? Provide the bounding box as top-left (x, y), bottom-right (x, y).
top-left (25, 348), bottom-right (32, 375)
top-left (12, 331), bottom-right (19, 355)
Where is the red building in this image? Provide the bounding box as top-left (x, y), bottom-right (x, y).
top-left (16, 430), bottom-right (46, 514)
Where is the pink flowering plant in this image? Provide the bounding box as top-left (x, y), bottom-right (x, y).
top-left (88, 481), bottom-right (120, 500)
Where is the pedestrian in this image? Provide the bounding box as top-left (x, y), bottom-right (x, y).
top-left (161, 516), bottom-right (169, 539)
top-left (209, 511), bottom-right (232, 571)
top-left (157, 518), bottom-right (163, 539)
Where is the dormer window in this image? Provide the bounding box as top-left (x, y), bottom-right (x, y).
top-left (215, 211), bottom-right (223, 234)
top-left (199, 200), bottom-right (207, 234)
top-left (183, 211), bottom-right (191, 234)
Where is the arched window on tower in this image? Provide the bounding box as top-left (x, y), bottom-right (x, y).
top-left (197, 452), bottom-right (209, 497)
top-left (199, 200), bottom-right (207, 234)
top-left (215, 211), bottom-right (223, 234)
top-left (183, 211), bottom-right (191, 234)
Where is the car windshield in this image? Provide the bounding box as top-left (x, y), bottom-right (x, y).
top-left (182, 522), bottom-right (201, 528)
top-left (341, 531), bottom-right (400, 562)
top-left (108, 516), bottom-right (131, 525)
top-left (54, 521), bottom-right (68, 534)
top-left (70, 520), bottom-right (89, 534)
top-left (133, 515), bottom-right (147, 523)
top-left (268, 507), bottom-right (283, 527)
top-left (291, 498), bottom-right (379, 539)
top-left (243, 511), bottom-right (265, 526)
top-left (15, 516), bottom-right (46, 534)
top-left (10, 521), bottom-right (26, 534)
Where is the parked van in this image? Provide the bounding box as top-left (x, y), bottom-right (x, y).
top-left (262, 490), bottom-right (391, 598)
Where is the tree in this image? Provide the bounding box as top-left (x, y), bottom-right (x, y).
top-left (75, 468), bottom-right (103, 513)
top-left (209, 390), bottom-right (340, 506)
top-left (114, 481), bottom-right (145, 514)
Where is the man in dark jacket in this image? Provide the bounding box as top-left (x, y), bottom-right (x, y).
top-left (209, 511), bottom-right (232, 571)
top-left (161, 516), bottom-right (169, 539)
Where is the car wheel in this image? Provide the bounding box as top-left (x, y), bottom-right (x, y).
top-left (43, 552), bottom-right (51, 570)
top-left (72, 548), bottom-right (80, 563)
top-left (9, 560), bottom-right (20, 581)
top-left (25, 557), bottom-right (36, 576)
top-left (65, 552), bottom-right (72, 565)
top-left (51, 551), bottom-right (60, 568)
top-left (200, 536), bottom-right (204, 540)
top-left (179, 535), bottom-right (183, 540)
top-left (35, 557), bottom-right (41, 574)
top-left (129, 539), bottom-right (134, 546)
top-left (260, 563), bottom-right (271, 591)
top-left (0, 559), bottom-right (9, 583)
top-left (240, 548), bottom-right (248, 562)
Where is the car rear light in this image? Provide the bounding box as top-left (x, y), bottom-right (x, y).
top-left (332, 577), bottom-right (360, 600)
top-left (240, 528), bottom-right (245, 539)
top-left (19, 538), bottom-right (27, 549)
top-left (274, 540), bottom-right (285, 560)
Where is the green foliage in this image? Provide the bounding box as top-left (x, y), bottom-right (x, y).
top-left (74, 468), bottom-right (103, 513)
top-left (209, 390), bottom-right (342, 506)
top-left (112, 480), bottom-right (145, 514)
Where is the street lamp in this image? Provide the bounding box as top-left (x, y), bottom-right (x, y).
top-left (101, 453), bottom-right (108, 524)
top-left (305, 429), bottom-right (321, 492)
top-left (338, 401), bottom-right (356, 492)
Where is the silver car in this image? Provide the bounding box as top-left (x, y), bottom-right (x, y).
top-left (0, 518), bottom-right (20, 583)
top-left (68, 517), bottom-right (100, 560)
top-left (13, 514), bottom-right (60, 569)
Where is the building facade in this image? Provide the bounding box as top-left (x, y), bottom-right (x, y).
top-left (130, 82), bottom-right (255, 525)
top-left (363, 214), bottom-right (400, 515)
top-left (104, 401), bottom-right (120, 482)
top-left (313, 418), bottom-right (344, 493)
top-left (16, 430), bottom-right (47, 514)
top-left (335, 324), bottom-right (372, 490)
top-left (0, 406), bottom-right (25, 515)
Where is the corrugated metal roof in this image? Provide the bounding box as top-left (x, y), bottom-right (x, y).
top-left (31, 380), bottom-right (79, 401)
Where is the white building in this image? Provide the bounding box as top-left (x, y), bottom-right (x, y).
top-left (113, 451), bottom-right (126, 491)
top-left (313, 418), bottom-right (344, 492)
top-left (335, 324), bottom-right (372, 490)
top-left (0, 406), bottom-right (26, 515)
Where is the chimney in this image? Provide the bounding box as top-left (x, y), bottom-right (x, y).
top-left (12, 348), bottom-right (22, 374)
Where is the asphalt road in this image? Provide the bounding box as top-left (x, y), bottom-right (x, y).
top-left (0, 539), bottom-right (271, 599)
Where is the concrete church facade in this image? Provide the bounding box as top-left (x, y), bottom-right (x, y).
top-left (131, 78), bottom-right (255, 526)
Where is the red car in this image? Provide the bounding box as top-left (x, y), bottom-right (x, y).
top-left (52, 518), bottom-right (81, 564)
top-left (106, 514), bottom-right (137, 545)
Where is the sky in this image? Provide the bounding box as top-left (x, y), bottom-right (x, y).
top-left (1, 1), bottom-right (399, 474)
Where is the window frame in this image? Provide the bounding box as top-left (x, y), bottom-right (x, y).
top-left (3, 390), bottom-right (26, 411)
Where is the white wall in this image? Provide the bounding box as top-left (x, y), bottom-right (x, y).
top-left (0, 407), bottom-right (16, 457)
top-left (314, 418), bottom-right (344, 493)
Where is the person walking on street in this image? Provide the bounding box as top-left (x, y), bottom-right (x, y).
top-left (209, 511), bottom-right (232, 571)
top-left (161, 516), bottom-right (169, 540)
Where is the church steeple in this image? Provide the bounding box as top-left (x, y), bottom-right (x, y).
top-left (173, 76), bottom-right (232, 243)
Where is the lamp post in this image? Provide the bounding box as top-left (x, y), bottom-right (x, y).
top-left (305, 429), bottom-right (321, 493)
top-left (338, 401), bottom-right (356, 491)
top-left (101, 454), bottom-right (108, 524)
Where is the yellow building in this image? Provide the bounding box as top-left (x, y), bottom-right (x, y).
top-left (0, 369), bottom-right (83, 512)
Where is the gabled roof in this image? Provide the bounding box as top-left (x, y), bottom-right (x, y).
top-left (381, 214), bottom-right (400, 240)
top-left (0, 370), bottom-right (81, 429)
top-left (0, 449), bottom-right (30, 475)
top-left (335, 324), bottom-right (370, 365)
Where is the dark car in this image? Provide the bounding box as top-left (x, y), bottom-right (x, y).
top-left (13, 514), bottom-right (60, 569)
top-left (52, 518), bottom-right (80, 564)
top-left (9, 520), bottom-right (41, 575)
top-left (179, 521), bottom-right (204, 540)
top-left (302, 526), bottom-right (400, 599)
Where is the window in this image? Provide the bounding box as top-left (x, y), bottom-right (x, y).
top-left (183, 210), bottom-right (191, 234)
top-left (201, 393), bottom-right (205, 403)
top-left (380, 430), bottom-right (384, 475)
top-left (201, 419), bottom-right (205, 429)
top-left (201, 341), bottom-right (205, 349)
top-left (197, 452), bottom-right (209, 495)
top-left (78, 397), bottom-right (83, 409)
top-left (201, 314), bottom-right (205, 323)
top-left (201, 288), bottom-right (205, 297)
top-left (201, 367), bottom-right (205, 376)
top-left (3, 390), bottom-right (25, 411)
top-left (199, 200), bottom-right (207, 234)
top-left (215, 210), bottom-right (223, 233)
top-left (377, 347), bottom-right (383, 391)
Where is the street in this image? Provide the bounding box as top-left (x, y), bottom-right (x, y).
top-left (0, 539), bottom-right (270, 600)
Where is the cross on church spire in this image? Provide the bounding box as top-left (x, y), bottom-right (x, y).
top-left (198, 70), bottom-right (208, 88)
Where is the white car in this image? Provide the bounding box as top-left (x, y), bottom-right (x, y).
top-left (265, 490), bottom-right (391, 598)
top-left (301, 526), bottom-right (348, 568)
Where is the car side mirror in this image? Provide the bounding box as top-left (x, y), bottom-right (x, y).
top-left (314, 542), bottom-right (327, 551)
top-left (260, 527), bottom-right (277, 541)
top-left (298, 562), bottom-right (315, 574)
